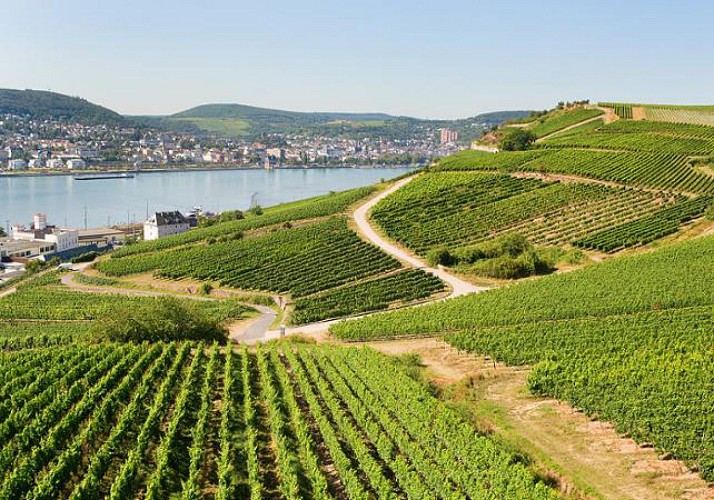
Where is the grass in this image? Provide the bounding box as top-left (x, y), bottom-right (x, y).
top-left (168, 117), bottom-right (251, 137)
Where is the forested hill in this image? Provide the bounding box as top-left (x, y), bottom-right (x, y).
top-left (0, 89), bottom-right (126, 125)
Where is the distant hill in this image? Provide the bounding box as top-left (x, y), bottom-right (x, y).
top-left (0, 89), bottom-right (126, 125)
top-left (158, 102), bottom-right (532, 140)
top-left (0, 88), bottom-right (532, 140)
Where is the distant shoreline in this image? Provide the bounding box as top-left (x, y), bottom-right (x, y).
top-left (0, 163), bottom-right (422, 179)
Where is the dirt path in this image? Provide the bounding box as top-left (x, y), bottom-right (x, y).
top-left (363, 338), bottom-right (713, 500)
top-left (536, 114), bottom-right (605, 142)
top-left (253, 178), bottom-right (490, 342)
top-left (0, 287), bottom-right (17, 299)
top-left (351, 176), bottom-right (487, 298)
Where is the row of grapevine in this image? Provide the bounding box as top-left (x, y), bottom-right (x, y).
top-left (0, 342), bottom-right (561, 498)
top-left (290, 269), bottom-right (445, 325)
top-left (111, 185), bottom-right (376, 259)
top-left (98, 217), bottom-right (402, 298)
top-left (574, 196), bottom-right (714, 252)
top-left (448, 306), bottom-right (714, 481)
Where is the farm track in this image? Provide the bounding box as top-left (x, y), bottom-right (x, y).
top-left (364, 337), bottom-right (714, 500)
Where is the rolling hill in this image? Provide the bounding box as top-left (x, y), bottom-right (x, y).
top-left (0, 89), bottom-right (126, 125)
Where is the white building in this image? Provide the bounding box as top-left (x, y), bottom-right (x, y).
top-left (46, 158), bottom-right (64, 169)
top-left (7, 159), bottom-right (28, 170)
top-left (11, 213), bottom-right (79, 254)
top-left (66, 158), bottom-right (87, 169)
top-left (144, 211), bottom-right (190, 241)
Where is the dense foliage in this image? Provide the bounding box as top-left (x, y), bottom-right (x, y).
top-left (0, 343), bottom-right (558, 499)
top-left (91, 296), bottom-right (230, 343)
top-left (0, 88), bottom-right (125, 125)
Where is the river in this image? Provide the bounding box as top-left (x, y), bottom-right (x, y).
top-left (1, 166), bottom-right (417, 230)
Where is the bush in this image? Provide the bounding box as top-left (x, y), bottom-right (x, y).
top-left (426, 247), bottom-right (456, 267)
top-left (92, 296), bottom-right (227, 343)
top-left (498, 128), bottom-right (536, 151)
top-left (72, 251), bottom-right (100, 263)
top-left (199, 283), bottom-right (214, 295)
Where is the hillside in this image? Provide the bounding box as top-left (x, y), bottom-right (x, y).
top-left (158, 102), bottom-right (531, 140)
top-left (0, 89), bottom-right (126, 125)
top-left (3, 99), bottom-right (713, 498)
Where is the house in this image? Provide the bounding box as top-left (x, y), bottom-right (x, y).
top-left (7, 159), bottom-right (28, 170)
top-left (11, 214), bottom-right (79, 253)
top-left (66, 158), bottom-right (87, 169)
top-left (143, 211), bottom-right (190, 241)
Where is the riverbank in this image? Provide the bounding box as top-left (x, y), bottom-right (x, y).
top-left (0, 163), bottom-right (423, 178)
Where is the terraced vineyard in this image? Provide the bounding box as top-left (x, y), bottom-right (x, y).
top-left (330, 234), bottom-right (714, 481)
top-left (573, 195), bottom-right (714, 252)
top-left (371, 171), bottom-right (688, 254)
top-left (0, 274), bottom-right (249, 322)
top-left (112, 186), bottom-right (376, 259)
top-left (542, 118), bottom-right (714, 156)
top-left (526, 107), bottom-right (603, 137)
top-left (290, 269), bottom-right (445, 325)
top-left (448, 306), bottom-right (714, 482)
top-left (434, 147), bottom-right (714, 194)
top-left (0, 343), bottom-right (558, 499)
top-left (99, 218), bottom-right (402, 296)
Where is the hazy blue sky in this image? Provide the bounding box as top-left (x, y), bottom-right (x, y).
top-left (3, 0), bottom-right (713, 118)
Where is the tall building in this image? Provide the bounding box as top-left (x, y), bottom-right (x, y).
top-left (440, 128), bottom-right (459, 144)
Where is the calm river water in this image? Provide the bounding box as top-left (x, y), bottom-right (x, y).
top-left (1, 166), bottom-right (417, 230)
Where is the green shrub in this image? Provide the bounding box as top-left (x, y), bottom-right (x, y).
top-left (92, 296), bottom-right (227, 343)
top-left (426, 247), bottom-right (455, 266)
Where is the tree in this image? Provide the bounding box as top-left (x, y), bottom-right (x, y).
top-left (92, 296), bottom-right (227, 343)
top-left (499, 128), bottom-right (536, 151)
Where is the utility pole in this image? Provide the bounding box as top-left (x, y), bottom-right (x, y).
top-left (145, 200), bottom-right (149, 221)
top-left (83, 206), bottom-right (88, 230)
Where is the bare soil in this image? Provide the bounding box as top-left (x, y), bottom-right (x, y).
top-left (632, 107), bottom-right (647, 120)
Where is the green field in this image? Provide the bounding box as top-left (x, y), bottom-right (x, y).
top-left (168, 117), bottom-right (251, 137)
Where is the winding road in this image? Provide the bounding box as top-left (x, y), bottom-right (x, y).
top-left (256, 176), bottom-right (489, 343)
top-left (56, 176), bottom-right (489, 344)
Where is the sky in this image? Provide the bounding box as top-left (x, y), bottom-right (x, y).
top-left (2, 0), bottom-right (713, 119)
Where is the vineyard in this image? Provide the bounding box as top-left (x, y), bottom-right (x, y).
top-left (95, 217), bottom-right (446, 322)
top-left (541, 118), bottom-right (714, 156)
top-left (525, 107), bottom-right (603, 138)
top-left (370, 171), bottom-right (693, 255)
top-left (289, 269), bottom-right (445, 325)
top-left (111, 186), bottom-right (376, 259)
top-left (448, 306), bottom-right (714, 481)
top-left (0, 275), bottom-right (250, 323)
top-left (599, 102), bottom-right (714, 125)
top-left (433, 147), bottom-right (714, 195)
top-left (330, 234), bottom-right (714, 338)
top-left (0, 342), bottom-right (558, 499)
top-left (329, 234), bottom-right (714, 481)
top-left (573, 195), bottom-right (714, 252)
